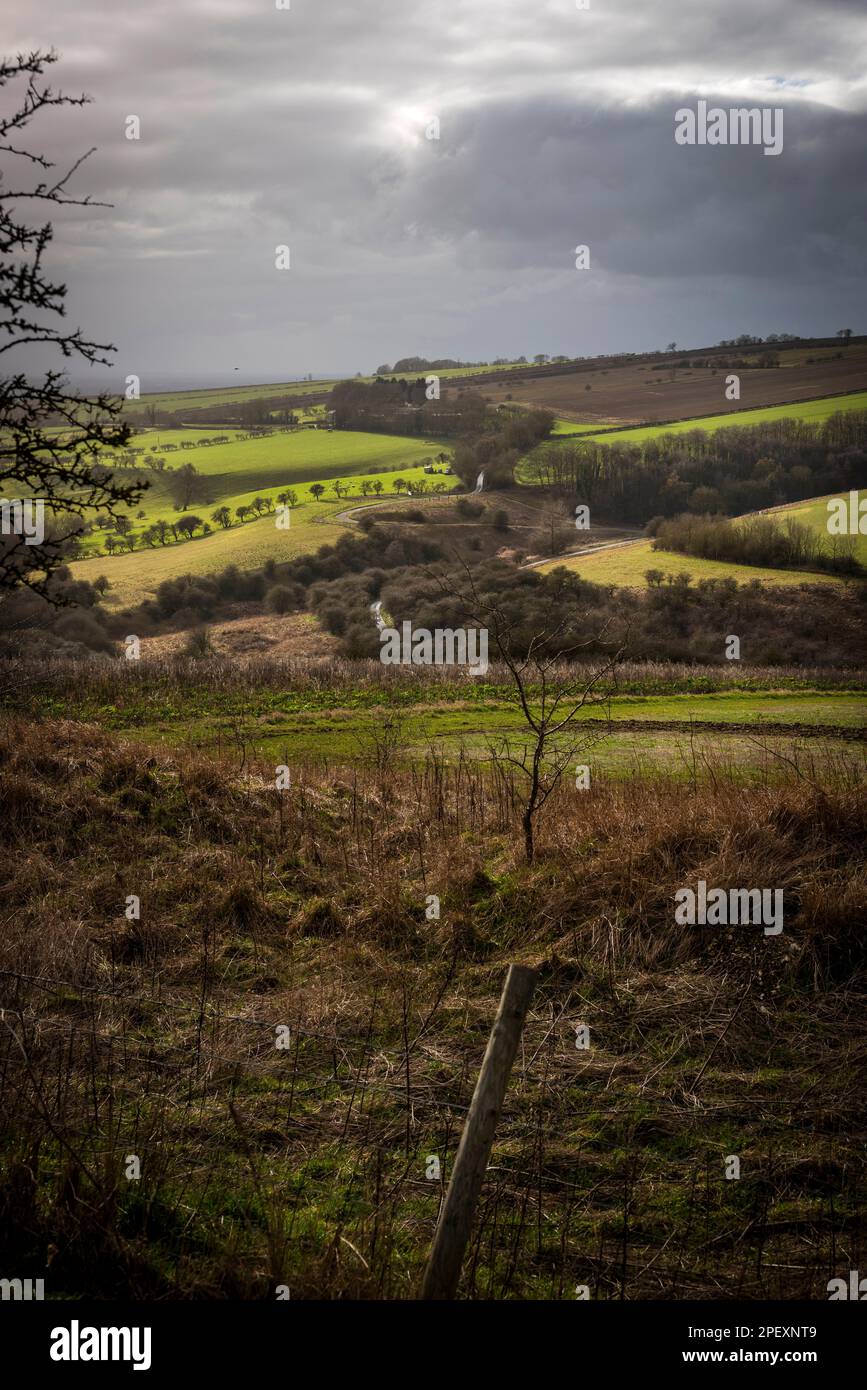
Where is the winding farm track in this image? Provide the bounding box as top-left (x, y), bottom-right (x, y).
top-left (520, 535), bottom-right (643, 570)
top-left (334, 498), bottom-right (429, 525)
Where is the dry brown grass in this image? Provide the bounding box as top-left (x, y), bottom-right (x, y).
top-left (0, 716), bottom-right (865, 1299)
top-left (137, 607), bottom-right (342, 661)
top-left (1, 654), bottom-right (862, 714)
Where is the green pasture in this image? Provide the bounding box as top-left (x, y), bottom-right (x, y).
top-left (766, 491), bottom-right (867, 566)
top-left (539, 489), bottom-right (866, 586)
top-left (120, 361), bottom-right (529, 419)
top-left (581, 391), bottom-right (867, 445)
top-left (63, 685), bottom-right (867, 736)
top-left (122, 380), bottom-right (340, 416)
top-left (61, 426), bottom-right (456, 590)
top-left (74, 461), bottom-right (453, 558)
top-left (379, 361), bottom-right (526, 382)
top-left (527, 392), bottom-right (867, 461)
top-left (551, 418), bottom-right (606, 436)
top-left (70, 499), bottom-right (383, 607)
top-left (106, 688), bottom-right (866, 776)
top-left (115, 427), bottom-right (449, 483)
top-left (519, 393), bottom-right (867, 492)
top-left (536, 539), bottom-right (843, 587)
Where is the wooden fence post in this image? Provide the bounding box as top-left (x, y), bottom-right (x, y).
top-left (420, 963), bottom-right (538, 1300)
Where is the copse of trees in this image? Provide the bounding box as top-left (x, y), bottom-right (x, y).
top-left (374, 356), bottom-right (529, 374)
top-left (330, 378), bottom-right (488, 437)
top-left (147, 565), bottom-right (267, 621)
top-left (0, 565), bottom-right (115, 657)
top-left (176, 513), bottom-right (205, 539)
top-left (652, 513), bottom-right (863, 576)
top-left (451, 407), bottom-right (554, 490)
top-left (529, 411), bottom-right (867, 525)
top-left (97, 513), bottom-right (867, 669)
top-left (304, 552), bottom-right (866, 668)
top-left (132, 526), bottom-right (445, 626)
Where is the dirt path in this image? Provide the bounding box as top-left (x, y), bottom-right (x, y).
top-left (335, 497), bottom-right (434, 525)
top-left (520, 534), bottom-right (643, 570)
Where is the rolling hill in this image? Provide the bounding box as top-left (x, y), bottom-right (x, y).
top-left (536, 489), bottom-right (866, 587)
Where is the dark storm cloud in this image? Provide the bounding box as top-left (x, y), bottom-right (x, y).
top-left (366, 97), bottom-right (867, 281)
top-left (5, 0), bottom-right (867, 381)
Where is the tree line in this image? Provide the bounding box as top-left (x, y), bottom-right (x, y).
top-left (330, 378), bottom-right (490, 437)
top-left (528, 411), bottom-right (867, 524)
top-left (651, 513), bottom-right (863, 576)
top-left (301, 541), bottom-right (866, 669)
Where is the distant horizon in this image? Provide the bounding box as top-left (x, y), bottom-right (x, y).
top-left (72, 328), bottom-right (859, 398)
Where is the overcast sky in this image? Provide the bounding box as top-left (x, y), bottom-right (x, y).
top-left (6, 0), bottom-right (867, 388)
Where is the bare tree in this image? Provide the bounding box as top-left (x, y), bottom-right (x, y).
top-left (534, 500), bottom-right (574, 559)
top-left (0, 50), bottom-right (146, 598)
top-left (434, 564), bottom-right (625, 863)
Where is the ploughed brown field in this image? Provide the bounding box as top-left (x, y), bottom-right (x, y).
top-left (459, 344), bottom-right (867, 427)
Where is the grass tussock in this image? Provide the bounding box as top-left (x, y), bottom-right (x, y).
top-left (0, 716), bottom-right (865, 1300)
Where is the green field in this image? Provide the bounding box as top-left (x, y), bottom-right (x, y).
top-left (66, 427), bottom-right (455, 591)
top-left (767, 491), bottom-right (867, 566)
top-left (121, 427), bottom-right (448, 483)
top-left (581, 391), bottom-right (867, 444)
top-left (76, 687), bottom-right (867, 778)
top-left (71, 499), bottom-right (388, 607)
top-left (539, 488), bottom-right (866, 586)
top-left (120, 361), bottom-right (529, 419)
top-left (521, 392), bottom-right (867, 484)
top-left (122, 380), bottom-right (340, 416)
top-left (125, 427), bottom-right (248, 448)
top-left (551, 417), bottom-right (604, 436)
top-left (380, 362), bottom-right (527, 382)
top-left (75, 461), bottom-right (452, 558)
top-left (536, 538), bottom-right (842, 586)
top-left (11, 656), bottom-right (864, 795)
